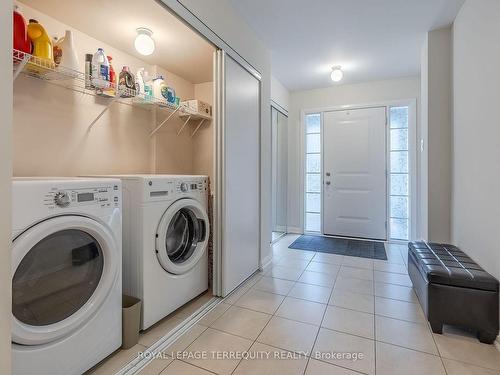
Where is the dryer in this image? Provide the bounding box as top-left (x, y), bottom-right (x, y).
top-left (11, 178), bottom-right (122, 375)
top-left (90, 175), bottom-right (209, 329)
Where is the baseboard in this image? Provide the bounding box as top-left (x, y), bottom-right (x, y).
top-left (287, 226), bottom-right (303, 234)
top-left (259, 253), bottom-right (273, 271)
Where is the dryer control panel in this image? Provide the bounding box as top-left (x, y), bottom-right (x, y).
top-left (44, 185), bottom-right (120, 209)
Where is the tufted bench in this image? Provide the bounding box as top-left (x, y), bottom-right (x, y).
top-left (408, 241), bottom-right (499, 344)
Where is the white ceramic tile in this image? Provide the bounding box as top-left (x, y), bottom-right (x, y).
top-left (233, 342), bottom-right (308, 375)
top-left (275, 296), bottom-right (326, 325)
top-left (312, 328), bottom-right (375, 375)
top-left (442, 358), bottom-right (500, 375)
top-left (234, 289), bottom-right (285, 314)
top-left (257, 316), bottom-right (319, 354)
top-left (183, 328), bottom-right (253, 375)
top-left (375, 315), bottom-right (438, 354)
top-left (306, 261), bottom-right (341, 275)
top-left (338, 266), bottom-right (374, 281)
top-left (329, 289), bottom-right (374, 314)
top-left (288, 283), bottom-right (332, 304)
top-left (210, 305), bottom-right (271, 340)
top-left (265, 265), bottom-right (304, 281)
top-left (334, 276), bottom-right (374, 295)
top-left (312, 253), bottom-right (344, 265)
top-left (252, 276), bottom-right (295, 295)
top-left (341, 256), bottom-right (374, 270)
top-left (198, 302), bottom-right (231, 326)
top-left (322, 306), bottom-right (374, 339)
top-left (434, 333), bottom-right (500, 371)
top-left (374, 282), bottom-right (418, 303)
top-left (373, 260), bottom-right (408, 274)
top-left (305, 359), bottom-right (361, 374)
top-left (376, 341), bottom-right (446, 375)
top-left (160, 360), bottom-right (214, 375)
top-left (299, 270), bottom-right (336, 287)
top-left (374, 270), bottom-right (413, 287)
top-left (375, 296), bottom-right (425, 323)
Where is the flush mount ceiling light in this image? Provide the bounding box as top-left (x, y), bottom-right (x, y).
top-left (135, 27), bottom-right (155, 56)
top-left (330, 66), bottom-right (343, 82)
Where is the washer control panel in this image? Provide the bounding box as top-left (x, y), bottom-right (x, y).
top-left (146, 178), bottom-right (207, 199)
top-left (44, 185), bottom-right (120, 209)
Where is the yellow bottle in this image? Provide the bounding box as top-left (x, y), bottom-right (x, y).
top-left (27, 19), bottom-right (54, 67)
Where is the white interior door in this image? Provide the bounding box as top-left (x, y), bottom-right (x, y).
top-left (217, 52), bottom-right (260, 296)
top-left (323, 107), bottom-right (387, 240)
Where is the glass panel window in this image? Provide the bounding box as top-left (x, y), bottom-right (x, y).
top-left (390, 129), bottom-right (408, 151)
top-left (389, 106), bottom-right (410, 240)
top-left (305, 213), bottom-right (321, 232)
top-left (306, 193), bottom-right (321, 213)
top-left (306, 154), bottom-right (321, 173)
top-left (390, 107), bottom-right (408, 128)
top-left (390, 152), bottom-right (409, 173)
top-left (306, 114), bottom-right (321, 133)
top-left (306, 174), bottom-right (321, 193)
top-left (306, 134), bottom-right (321, 153)
top-left (390, 218), bottom-right (409, 240)
top-left (390, 196), bottom-right (409, 219)
top-left (305, 113), bottom-right (321, 232)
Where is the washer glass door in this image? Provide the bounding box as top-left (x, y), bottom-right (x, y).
top-left (156, 198), bottom-right (209, 275)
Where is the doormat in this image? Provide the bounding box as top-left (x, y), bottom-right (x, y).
top-left (289, 235), bottom-right (387, 260)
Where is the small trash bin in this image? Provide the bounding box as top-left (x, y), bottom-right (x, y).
top-left (122, 295), bottom-right (142, 349)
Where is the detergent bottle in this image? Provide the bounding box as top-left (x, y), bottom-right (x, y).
top-left (27, 19), bottom-right (54, 66)
top-left (91, 48), bottom-right (110, 89)
top-left (13, 5), bottom-right (31, 54)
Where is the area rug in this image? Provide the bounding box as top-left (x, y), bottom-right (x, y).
top-left (288, 235), bottom-right (387, 260)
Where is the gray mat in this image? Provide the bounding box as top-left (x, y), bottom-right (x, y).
top-left (289, 235), bottom-right (387, 260)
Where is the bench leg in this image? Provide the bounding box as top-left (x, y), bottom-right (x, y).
top-left (429, 320), bottom-right (442, 334)
top-left (478, 330), bottom-right (497, 344)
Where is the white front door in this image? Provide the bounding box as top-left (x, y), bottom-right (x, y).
top-left (323, 107), bottom-right (387, 240)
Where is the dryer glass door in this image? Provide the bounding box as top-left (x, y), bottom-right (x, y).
top-left (11, 215), bottom-right (119, 346)
top-left (13, 229), bottom-right (104, 326)
top-left (156, 198), bottom-right (209, 275)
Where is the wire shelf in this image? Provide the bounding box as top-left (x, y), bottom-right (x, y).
top-left (12, 49), bottom-right (212, 132)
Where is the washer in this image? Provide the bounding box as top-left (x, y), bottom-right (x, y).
top-left (90, 175), bottom-right (209, 329)
top-left (11, 178), bottom-right (122, 375)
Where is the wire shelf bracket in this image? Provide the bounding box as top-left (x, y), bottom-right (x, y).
top-left (149, 105), bottom-right (182, 137)
top-left (177, 115), bottom-right (192, 136)
top-left (88, 96), bottom-right (120, 131)
top-left (13, 53), bottom-right (30, 81)
top-left (191, 119), bottom-right (206, 137)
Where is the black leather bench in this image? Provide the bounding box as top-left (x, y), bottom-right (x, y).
top-left (408, 241), bottom-right (499, 344)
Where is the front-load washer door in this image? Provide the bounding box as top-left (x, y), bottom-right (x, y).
top-left (11, 215), bottom-right (119, 346)
top-left (156, 198), bottom-right (209, 275)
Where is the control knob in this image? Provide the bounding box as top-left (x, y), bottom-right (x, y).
top-left (54, 191), bottom-right (71, 207)
top-left (180, 183), bottom-right (189, 192)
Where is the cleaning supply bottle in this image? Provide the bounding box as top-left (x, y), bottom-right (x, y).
top-left (135, 68), bottom-right (146, 99)
top-left (153, 75), bottom-right (166, 104)
top-left (144, 72), bottom-right (154, 102)
top-left (91, 48), bottom-right (109, 89)
top-left (27, 19), bottom-right (54, 66)
top-left (118, 66), bottom-right (135, 97)
top-left (57, 30), bottom-right (79, 73)
top-left (85, 54), bottom-right (93, 89)
top-left (52, 37), bottom-right (62, 66)
top-left (101, 55), bottom-right (116, 97)
top-left (13, 5), bottom-right (31, 54)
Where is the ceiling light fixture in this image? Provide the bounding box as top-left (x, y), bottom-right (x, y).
top-left (331, 66), bottom-right (343, 82)
top-left (135, 27), bottom-right (155, 56)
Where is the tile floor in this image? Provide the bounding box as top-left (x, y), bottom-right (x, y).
top-left (93, 235), bottom-right (500, 374)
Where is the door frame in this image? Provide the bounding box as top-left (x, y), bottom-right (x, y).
top-left (300, 99), bottom-right (417, 241)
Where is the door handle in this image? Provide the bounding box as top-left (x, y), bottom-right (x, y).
top-left (325, 181), bottom-right (331, 186)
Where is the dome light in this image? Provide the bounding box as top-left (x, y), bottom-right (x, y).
top-left (135, 28), bottom-right (155, 56)
top-left (330, 66), bottom-right (343, 82)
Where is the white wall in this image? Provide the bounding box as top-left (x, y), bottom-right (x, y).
top-left (288, 76), bottom-right (420, 232)
top-left (0, 0), bottom-right (12, 372)
top-left (162, 0), bottom-right (273, 267)
top-left (420, 27), bottom-right (452, 243)
top-left (271, 75), bottom-right (290, 112)
top-left (452, 0), bottom-right (500, 292)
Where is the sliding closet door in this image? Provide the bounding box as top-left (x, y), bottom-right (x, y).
top-left (215, 51), bottom-right (260, 296)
